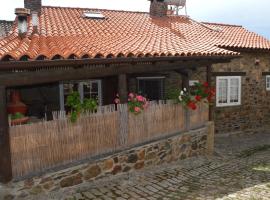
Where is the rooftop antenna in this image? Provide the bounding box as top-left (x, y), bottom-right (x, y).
top-left (164, 0), bottom-right (187, 16)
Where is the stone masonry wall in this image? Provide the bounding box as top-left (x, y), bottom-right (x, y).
top-left (212, 52), bottom-right (270, 134)
top-left (1, 127), bottom-right (208, 199)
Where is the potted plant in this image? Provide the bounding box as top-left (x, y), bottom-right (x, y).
top-left (7, 90), bottom-right (28, 115)
top-left (9, 112), bottom-right (29, 126)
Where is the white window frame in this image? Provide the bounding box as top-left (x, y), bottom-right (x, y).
top-left (266, 75), bottom-right (270, 91)
top-left (59, 80), bottom-right (102, 111)
top-left (216, 76), bottom-right (241, 107)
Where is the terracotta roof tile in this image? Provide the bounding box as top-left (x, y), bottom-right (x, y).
top-left (202, 22), bottom-right (270, 50)
top-left (1, 6), bottom-right (268, 61)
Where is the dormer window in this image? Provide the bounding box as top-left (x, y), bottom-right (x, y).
top-left (83, 11), bottom-right (105, 19)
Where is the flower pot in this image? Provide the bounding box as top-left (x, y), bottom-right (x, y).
top-left (7, 91), bottom-right (28, 115)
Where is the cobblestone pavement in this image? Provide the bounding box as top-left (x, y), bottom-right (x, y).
top-left (9, 132), bottom-right (270, 200)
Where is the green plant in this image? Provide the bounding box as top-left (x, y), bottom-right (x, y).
top-left (82, 98), bottom-right (98, 113)
top-left (10, 112), bottom-right (25, 120)
top-left (165, 88), bottom-right (181, 101)
top-left (128, 93), bottom-right (149, 114)
top-left (66, 92), bottom-right (82, 112)
top-left (66, 91), bottom-right (98, 122)
top-left (178, 82), bottom-right (215, 110)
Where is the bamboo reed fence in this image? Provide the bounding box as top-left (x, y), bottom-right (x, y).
top-left (9, 101), bottom-right (208, 178)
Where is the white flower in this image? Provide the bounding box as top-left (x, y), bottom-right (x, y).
top-left (178, 96), bottom-right (182, 101)
top-left (180, 90), bottom-right (184, 95)
top-left (183, 88), bottom-right (187, 92)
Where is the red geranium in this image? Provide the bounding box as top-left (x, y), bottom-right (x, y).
top-left (203, 82), bottom-right (209, 87)
top-left (195, 95), bottom-right (202, 102)
top-left (187, 101), bottom-right (197, 110)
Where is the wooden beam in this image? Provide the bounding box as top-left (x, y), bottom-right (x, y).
top-left (262, 72), bottom-right (270, 76)
top-left (0, 55), bottom-right (238, 71)
top-left (118, 74), bottom-right (128, 103)
top-left (0, 60), bottom-right (214, 87)
top-left (0, 86), bottom-right (12, 183)
top-left (212, 72), bottom-right (246, 76)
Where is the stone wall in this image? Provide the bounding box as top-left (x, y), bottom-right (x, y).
top-left (212, 52), bottom-right (270, 134)
top-left (1, 126), bottom-right (210, 199)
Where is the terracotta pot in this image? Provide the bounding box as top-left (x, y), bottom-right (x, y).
top-left (11, 117), bottom-right (29, 126)
top-left (7, 91), bottom-right (28, 115)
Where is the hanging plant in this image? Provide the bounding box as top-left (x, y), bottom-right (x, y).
top-left (178, 82), bottom-right (215, 110)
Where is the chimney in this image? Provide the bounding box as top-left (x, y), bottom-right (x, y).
top-left (24, 0), bottom-right (42, 14)
top-left (149, 0), bottom-right (168, 17)
top-left (15, 8), bottom-right (30, 36)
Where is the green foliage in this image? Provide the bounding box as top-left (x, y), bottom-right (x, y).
top-left (66, 91), bottom-right (82, 112)
top-left (66, 91), bottom-right (98, 123)
top-left (82, 98), bottom-right (98, 113)
top-left (10, 112), bottom-right (25, 120)
top-left (192, 82), bottom-right (208, 98)
top-left (165, 88), bottom-right (181, 101)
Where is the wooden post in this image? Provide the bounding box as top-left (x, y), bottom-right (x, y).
top-left (207, 65), bottom-right (213, 121)
top-left (0, 86), bottom-right (12, 183)
top-left (118, 74), bottom-right (128, 103)
top-left (206, 121), bottom-right (215, 156)
top-left (182, 71), bottom-right (191, 131)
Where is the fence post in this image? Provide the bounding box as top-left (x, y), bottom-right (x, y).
top-left (0, 86), bottom-right (12, 183)
top-left (206, 121), bottom-right (215, 156)
top-left (185, 108), bottom-right (190, 131)
top-left (118, 104), bottom-right (129, 147)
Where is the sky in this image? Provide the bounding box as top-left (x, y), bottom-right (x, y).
top-left (1, 0), bottom-right (269, 39)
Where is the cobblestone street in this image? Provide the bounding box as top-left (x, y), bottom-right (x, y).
top-left (33, 132), bottom-right (269, 200)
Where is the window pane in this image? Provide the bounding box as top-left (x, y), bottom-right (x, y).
top-left (230, 78), bottom-right (239, 103)
top-left (267, 77), bottom-right (270, 89)
top-left (82, 81), bottom-right (100, 102)
top-left (138, 79), bottom-right (164, 100)
top-left (218, 79), bottom-right (228, 104)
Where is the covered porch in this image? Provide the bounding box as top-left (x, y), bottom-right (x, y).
top-left (0, 55), bottom-right (234, 182)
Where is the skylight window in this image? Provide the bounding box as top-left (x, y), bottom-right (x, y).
top-left (83, 11), bottom-right (105, 19)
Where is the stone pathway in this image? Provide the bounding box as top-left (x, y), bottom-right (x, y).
top-left (3, 131), bottom-right (270, 200)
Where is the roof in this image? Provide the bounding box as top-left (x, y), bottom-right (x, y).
top-left (0, 20), bottom-right (13, 38)
top-left (202, 22), bottom-right (270, 50)
top-left (0, 6), bottom-right (269, 61)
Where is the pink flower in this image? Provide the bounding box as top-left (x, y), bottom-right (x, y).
top-left (143, 101), bottom-right (149, 109)
top-left (128, 93), bottom-right (135, 99)
top-left (114, 98), bottom-right (120, 104)
top-left (136, 95), bottom-right (144, 102)
top-left (134, 107), bottom-right (141, 113)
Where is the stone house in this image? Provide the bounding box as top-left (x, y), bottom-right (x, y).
top-left (0, 0), bottom-right (270, 183)
top-left (0, 0), bottom-right (269, 130)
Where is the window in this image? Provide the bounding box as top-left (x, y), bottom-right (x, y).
top-left (216, 76), bottom-right (241, 107)
top-left (137, 77), bottom-right (165, 100)
top-left (266, 76), bottom-right (270, 91)
top-left (83, 11), bottom-right (105, 19)
top-left (59, 80), bottom-right (102, 111)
